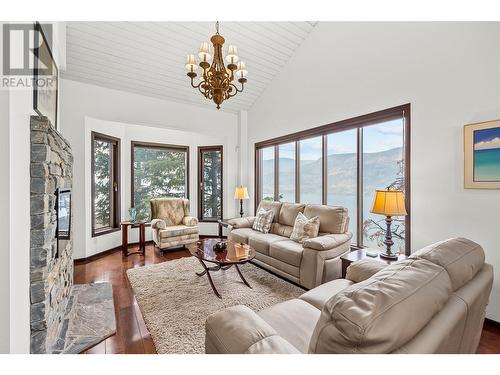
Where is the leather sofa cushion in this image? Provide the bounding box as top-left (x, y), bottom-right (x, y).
top-left (302, 233), bottom-right (352, 251)
top-left (345, 258), bottom-right (388, 283)
top-left (278, 202), bottom-right (306, 226)
top-left (229, 228), bottom-right (260, 244)
top-left (256, 200), bottom-right (282, 223)
top-left (270, 222), bottom-right (293, 238)
top-left (309, 258), bottom-right (452, 353)
top-left (205, 305), bottom-right (278, 354)
top-left (254, 252), bottom-right (300, 279)
top-left (269, 239), bottom-right (304, 267)
top-left (249, 234), bottom-right (286, 256)
top-left (259, 299), bottom-right (320, 353)
top-left (227, 216), bottom-right (255, 229)
top-left (303, 205), bottom-right (348, 234)
top-left (409, 237), bottom-right (485, 291)
top-left (300, 279), bottom-right (353, 310)
top-left (159, 225), bottom-right (198, 238)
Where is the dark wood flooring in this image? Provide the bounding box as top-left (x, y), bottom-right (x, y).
top-left (74, 241), bottom-right (500, 354)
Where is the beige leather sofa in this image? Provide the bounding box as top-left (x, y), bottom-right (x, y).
top-left (205, 237), bottom-right (493, 354)
top-left (150, 198), bottom-right (199, 251)
top-left (227, 201), bottom-right (352, 289)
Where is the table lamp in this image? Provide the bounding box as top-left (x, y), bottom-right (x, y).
top-left (234, 186), bottom-right (249, 217)
top-left (370, 188), bottom-right (407, 259)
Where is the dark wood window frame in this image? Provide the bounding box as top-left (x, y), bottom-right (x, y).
top-left (197, 145), bottom-right (224, 222)
top-left (130, 141), bottom-right (190, 222)
top-left (91, 131), bottom-right (121, 237)
top-left (255, 104), bottom-right (411, 254)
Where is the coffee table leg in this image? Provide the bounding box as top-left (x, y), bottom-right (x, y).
top-left (195, 258), bottom-right (222, 299)
top-left (235, 264), bottom-right (252, 289)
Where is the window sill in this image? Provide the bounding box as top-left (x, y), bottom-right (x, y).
top-left (198, 218), bottom-right (223, 223)
top-left (92, 227), bottom-right (121, 237)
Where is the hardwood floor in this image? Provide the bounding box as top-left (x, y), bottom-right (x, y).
top-left (75, 242), bottom-right (191, 354)
top-left (75, 241), bottom-right (500, 354)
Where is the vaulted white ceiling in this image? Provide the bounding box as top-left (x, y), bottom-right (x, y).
top-left (62, 22), bottom-right (317, 113)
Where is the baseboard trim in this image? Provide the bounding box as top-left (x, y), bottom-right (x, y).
top-left (74, 241), bottom-right (155, 265)
top-left (74, 236), bottom-right (225, 264)
top-left (485, 318), bottom-right (500, 329)
top-left (199, 234), bottom-right (227, 239)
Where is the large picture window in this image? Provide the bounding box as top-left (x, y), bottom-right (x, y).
top-left (131, 142), bottom-right (189, 222)
top-left (91, 132), bottom-right (120, 236)
top-left (255, 104), bottom-right (410, 254)
top-left (198, 146), bottom-right (223, 221)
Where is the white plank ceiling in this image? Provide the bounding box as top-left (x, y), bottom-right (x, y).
top-left (62, 22), bottom-right (317, 113)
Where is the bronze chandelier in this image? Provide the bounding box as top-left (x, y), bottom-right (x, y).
top-left (185, 22), bottom-right (248, 109)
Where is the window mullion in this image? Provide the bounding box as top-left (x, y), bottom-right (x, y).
top-left (357, 127), bottom-right (363, 248)
top-left (322, 135), bottom-right (327, 205)
top-left (295, 141), bottom-right (300, 203)
top-left (274, 145), bottom-right (279, 201)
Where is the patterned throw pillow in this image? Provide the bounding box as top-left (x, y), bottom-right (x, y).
top-left (252, 208), bottom-right (274, 234)
top-left (290, 212), bottom-right (320, 243)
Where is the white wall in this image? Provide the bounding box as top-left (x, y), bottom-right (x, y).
top-left (247, 22), bottom-right (500, 321)
top-left (0, 24), bottom-right (10, 353)
top-left (1, 21), bottom-right (67, 354)
top-left (60, 79), bottom-right (240, 259)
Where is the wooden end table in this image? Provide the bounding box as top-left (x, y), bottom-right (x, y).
top-left (121, 221), bottom-right (147, 256)
top-left (341, 248), bottom-right (408, 278)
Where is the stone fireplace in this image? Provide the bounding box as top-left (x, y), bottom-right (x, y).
top-left (30, 116), bottom-right (115, 354)
top-left (30, 116), bottom-right (74, 353)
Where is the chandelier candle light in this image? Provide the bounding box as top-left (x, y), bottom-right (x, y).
top-left (185, 22), bottom-right (248, 109)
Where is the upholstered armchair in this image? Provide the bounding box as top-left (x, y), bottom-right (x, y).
top-left (150, 198), bottom-right (199, 251)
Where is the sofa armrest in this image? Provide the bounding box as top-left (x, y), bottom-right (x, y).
top-left (205, 305), bottom-right (299, 354)
top-left (182, 216), bottom-right (198, 226)
top-left (345, 258), bottom-right (388, 283)
top-left (226, 217), bottom-right (256, 229)
top-left (300, 233), bottom-right (353, 289)
top-left (303, 232), bottom-right (352, 251)
top-left (150, 219), bottom-right (166, 230)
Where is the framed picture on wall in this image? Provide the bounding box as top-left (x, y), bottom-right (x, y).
top-left (33, 22), bottom-right (59, 129)
top-left (464, 119), bottom-right (500, 189)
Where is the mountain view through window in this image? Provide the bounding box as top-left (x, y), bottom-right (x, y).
top-left (258, 116), bottom-right (407, 253)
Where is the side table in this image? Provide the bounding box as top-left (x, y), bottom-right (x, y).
top-left (217, 219), bottom-right (231, 238)
top-left (121, 221), bottom-right (147, 256)
top-left (340, 249), bottom-right (407, 278)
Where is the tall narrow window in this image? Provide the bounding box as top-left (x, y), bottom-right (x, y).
top-left (260, 146), bottom-right (275, 201)
top-left (132, 142), bottom-right (189, 222)
top-left (198, 146), bottom-right (223, 221)
top-left (278, 142), bottom-right (295, 202)
top-left (91, 132), bottom-right (120, 236)
top-left (299, 136), bottom-right (323, 204)
top-left (327, 129), bottom-right (357, 241)
top-left (362, 119), bottom-right (405, 252)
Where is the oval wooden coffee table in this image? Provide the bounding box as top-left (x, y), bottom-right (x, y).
top-left (189, 238), bottom-right (256, 298)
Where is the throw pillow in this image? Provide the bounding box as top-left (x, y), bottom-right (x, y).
top-left (290, 212), bottom-right (320, 243)
top-left (252, 208), bottom-right (274, 234)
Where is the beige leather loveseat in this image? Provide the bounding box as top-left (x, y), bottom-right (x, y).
top-left (205, 237), bottom-right (493, 354)
top-left (227, 201), bottom-right (352, 289)
top-left (150, 198), bottom-right (199, 251)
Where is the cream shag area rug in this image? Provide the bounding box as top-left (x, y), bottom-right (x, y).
top-left (126, 257), bottom-right (304, 354)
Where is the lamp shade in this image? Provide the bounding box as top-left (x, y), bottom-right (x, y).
top-left (234, 186), bottom-right (249, 200)
top-left (370, 189), bottom-right (407, 216)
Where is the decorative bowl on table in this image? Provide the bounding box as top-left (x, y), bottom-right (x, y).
top-left (213, 241), bottom-right (227, 253)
